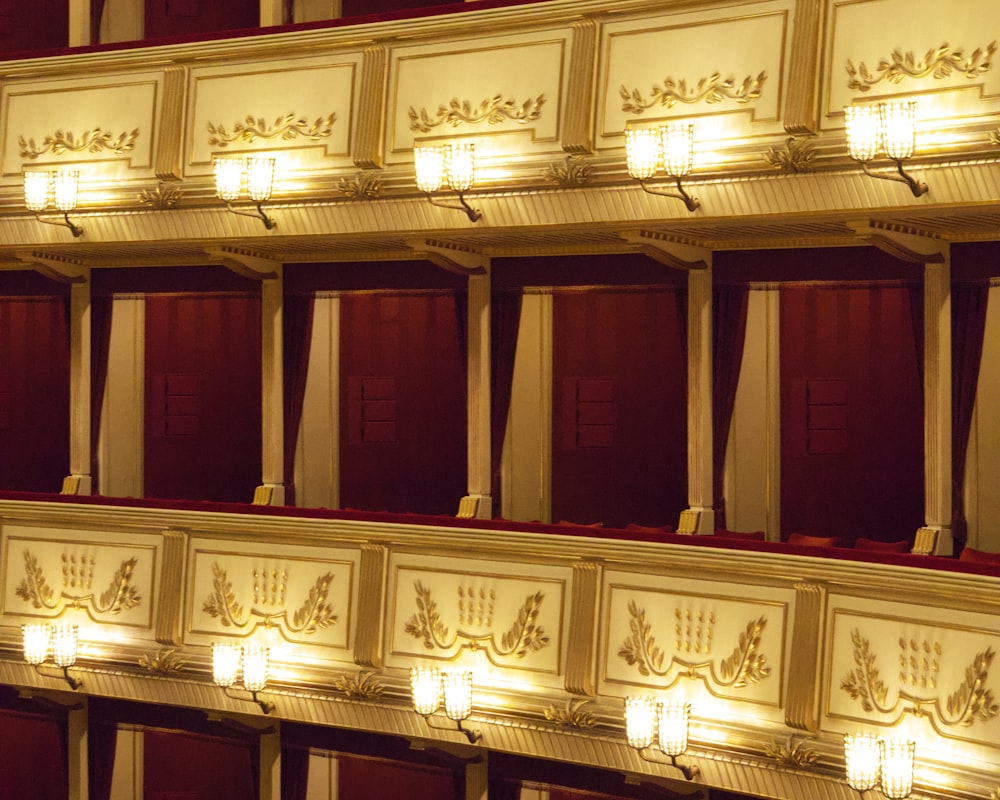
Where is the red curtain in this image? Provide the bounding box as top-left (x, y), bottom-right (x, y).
top-left (282, 291), bottom-right (315, 506)
top-left (0, 0), bottom-right (67, 55)
top-left (551, 287), bottom-right (687, 528)
top-left (143, 0), bottom-right (258, 40)
top-left (0, 294), bottom-right (70, 492)
top-left (491, 289), bottom-right (523, 510)
top-left (90, 294), bottom-right (114, 490)
top-left (339, 291), bottom-right (466, 515)
top-left (341, 0), bottom-right (463, 17)
top-left (144, 729), bottom-right (257, 800)
top-left (0, 697), bottom-right (67, 800)
top-left (338, 754), bottom-right (461, 800)
top-left (144, 292), bottom-right (262, 502)
top-left (780, 282), bottom-right (924, 542)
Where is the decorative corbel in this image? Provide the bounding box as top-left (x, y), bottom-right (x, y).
top-left (407, 239), bottom-right (488, 276)
top-left (620, 231), bottom-right (709, 271)
top-left (204, 246), bottom-right (281, 280)
top-left (846, 220), bottom-right (946, 264)
top-left (15, 251), bottom-right (89, 283)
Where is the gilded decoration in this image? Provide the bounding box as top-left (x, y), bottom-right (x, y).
top-left (619, 72), bottom-right (766, 114)
top-left (138, 182), bottom-right (183, 209)
top-left (544, 698), bottom-right (598, 729)
top-left (19, 128), bottom-right (139, 159)
top-left (543, 155), bottom-right (594, 186)
top-left (202, 562), bottom-right (337, 634)
top-left (206, 112), bottom-right (337, 147)
top-left (763, 137), bottom-right (816, 173)
top-left (403, 579), bottom-right (549, 659)
top-left (339, 171), bottom-right (383, 200)
top-left (991, 128), bottom-right (1000, 146)
top-left (407, 95), bottom-right (546, 133)
top-left (764, 737), bottom-right (820, 770)
top-left (840, 629), bottom-right (999, 729)
top-left (15, 548), bottom-right (141, 615)
top-left (618, 600), bottom-right (771, 690)
top-left (333, 669), bottom-right (384, 700)
top-left (138, 647), bottom-right (186, 674)
top-left (846, 41), bottom-right (997, 91)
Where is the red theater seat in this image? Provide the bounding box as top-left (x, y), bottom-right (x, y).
top-left (958, 546), bottom-right (1000, 564)
top-left (787, 532), bottom-right (843, 548)
top-left (714, 529), bottom-right (766, 541)
top-left (854, 537), bottom-right (911, 553)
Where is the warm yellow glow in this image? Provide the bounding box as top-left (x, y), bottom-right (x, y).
top-left (51, 624), bottom-right (78, 668)
top-left (657, 701), bottom-right (690, 756)
top-left (21, 623), bottom-right (50, 665)
top-left (212, 642), bottom-right (241, 688)
top-left (23, 172), bottom-right (51, 212)
top-left (245, 157), bottom-right (275, 203)
top-left (213, 157), bottom-right (244, 202)
top-left (660, 124), bottom-right (694, 178)
top-left (410, 667), bottom-right (441, 716)
top-left (844, 733), bottom-right (880, 791)
top-left (242, 644), bottom-right (269, 694)
top-left (881, 738), bottom-right (915, 799)
top-left (845, 104), bottom-right (881, 162)
top-left (446, 143), bottom-right (475, 193)
top-left (624, 696), bottom-right (657, 750)
top-left (442, 670), bottom-right (474, 722)
top-left (880, 101), bottom-right (917, 161)
top-left (52, 170), bottom-right (79, 212)
top-left (625, 128), bottom-right (660, 181)
top-left (414, 145), bottom-right (446, 193)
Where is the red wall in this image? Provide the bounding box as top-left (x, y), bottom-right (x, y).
top-left (0, 0), bottom-right (67, 54)
top-left (144, 0), bottom-right (258, 39)
top-left (338, 754), bottom-right (461, 800)
top-left (0, 709), bottom-right (67, 800)
top-left (144, 729), bottom-right (256, 800)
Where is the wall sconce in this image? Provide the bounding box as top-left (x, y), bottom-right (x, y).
top-left (22, 623), bottom-right (82, 690)
top-left (624, 124), bottom-right (700, 212)
top-left (409, 667), bottom-right (482, 744)
top-left (23, 170), bottom-right (84, 237)
top-left (414, 142), bottom-right (482, 222)
top-left (845, 101), bottom-right (928, 197)
top-left (623, 697), bottom-right (699, 780)
top-left (212, 642), bottom-right (274, 714)
top-left (213, 156), bottom-right (277, 230)
top-left (843, 733), bottom-right (915, 798)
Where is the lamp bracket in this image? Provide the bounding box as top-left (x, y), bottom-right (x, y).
top-left (223, 200), bottom-right (277, 231)
top-left (620, 231), bottom-right (710, 271)
top-left (15, 251), bottom-right (89, 283)
top-left (205, 246), bottom-right (282, 280)
top-left (31, 663), bottom-right (83, 691)
top-left (29, 211), bottom-right (84, 238)
top-left (426, 192), bottom-right (482, 223)
top-left (222, 686), bottom-right (274, 714)
top-left (859, 160), bottom-right (929, 198)
top-left (407, 239), bottom-right (489, 276)
top-left (419, 713), bottom-right (483, 745)
top-left (638, 178), bottom-right (701, 213)
top-left (636, 748), bottom-right (701, 782)
top-left (846, 220), bottom-right (947, 265)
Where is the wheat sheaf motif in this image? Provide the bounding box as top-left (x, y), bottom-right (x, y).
top-left (15, 548), bottom-right (141, 616)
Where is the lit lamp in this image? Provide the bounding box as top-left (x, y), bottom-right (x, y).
top-left (414, 142), bottom-right (482, 222)
top-left (212, 642), bottom-right (274, 714)
top-left (844, 733), bottom-right (881, 793)
top-left (21, 623), bottom-right (82, 690)
top-left (624, 124), bottom-right (700, 212)
top-left (213, 156), bottom-right (277, 230)
top-left (845, 101), bottom-right (928, 197)
top-left (23, 170), bottom-right (84, 237)
top-left (880, 738), bottom-right (916, 799)
top-left (843, 733), bottom-right (915, 799)
top-left (623, 696), bottom-right (699, 780)
top-left (409, 666), bottom-right (482, 744)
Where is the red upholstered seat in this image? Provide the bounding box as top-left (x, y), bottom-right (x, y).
top-left (714, 529), bottom-right (766, 541)
top-left (959, 546), bottom-right (1000, 564)
top-left (626, 523), bottom-right (675, 536)
top-left (854, 537), bottom-right (911, 553)
top-left (557, 520), bottom-right (603, 528)
top-left (787, 532), bottom-right (843, 548)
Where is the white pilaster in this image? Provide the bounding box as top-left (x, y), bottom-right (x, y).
top-left (924, 256), bottom-right (953, 555)
top-left (687, 263), bottom-right (714, 533)
top-left (466, 270), bottom-right (492, 519)
top-left (67, 278), bottom-right (93, 495)
top-left (258, 270), bottom-right (286, 505)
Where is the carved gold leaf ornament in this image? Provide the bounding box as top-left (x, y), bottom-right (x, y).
top-left (840, 628), bottom-right (999, 730)
top-left (544, 698), bottom-right (598, 729)
top-left (201, 561), bottom-right (338, 634)
top-left (19, 128), bottom-right (139, 159)
top-left (207, 112), bottom-right (337, 147)
top-left (15, 549), bottom-right (142, 615)
top-left (990, 128), bottom-right (1000, 147)
top-left (764, 738), bottom-right (820, 770)
top-left (543, 155), bottom-right (594, 186)
top-left (402, 579), bottom-right (549, 660)
top-left (847, 40), bottom-right (997, 91)
top-left (620, 71), bottom-right (766, 114)
top-left (762, 136), bottom-right (816, 173)
top-left (339, 171), bottom-right (383, 200)
top-left (617, 599), bottom-right (771, 690)
top-left (408, 94), bottom-right (546, 133)
top-left (139, 647), bottom-right (186, 674)
top-left (333, 669), bottom-right (384, 700)
top-left (138, 182), bottom-right (183, 209)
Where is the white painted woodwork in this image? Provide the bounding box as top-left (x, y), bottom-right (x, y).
top-left (99, 297), bottom-right (144, 499)
top-left (68, 280), bottom-right (92, 492)
top-left (109, 727), bottom-right (142, 800)
top-left (924, 259), bottom-right (954, 555)
top-left (260, 272), bottom-right (285, 503)
top-left (467, 271), bottom-right (492, 518)
top-left (687, 264), bottom-right (714, 532)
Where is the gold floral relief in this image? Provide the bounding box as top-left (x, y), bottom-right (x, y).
top-left (408, 94), bottom-right (546, 133)
top-left (207, 112), bottom-right (337, 147)
top-left (139, 647), bottom-right (186, 674)
top-left (15, 548), bottom-right (141, 616)
top-left (544, 698), bottom-right (598, 729)
top-left (841, 628), bottom-right (999, 731)
top-left (20, 128), bottom-right (139, 159)
top-left (202, 561), bottom-right (337, 635)
top-left (846, 41), bottom-right (997, 92)
top-left (618, 599), bottom-right (771, 691)
top-left (619, 72), bottom-right (766, 114)
top-left (764, 737), bottom-right (819, 771)
top-left (762, 136), bottom-right (816, 173)
top-left (333, 669), bottom-right (384, 700)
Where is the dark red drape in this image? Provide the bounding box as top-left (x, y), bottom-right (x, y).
top-left (338, 754), bottom-right (461, 800)
top-left (780, 282), bottom-right (924, 543)
top-left (144, 728), bottom-right (257, 800)
top-left (551, 287), bottom-right (687, 528)
top-left (280, 744), bottom-right (310, 800)
top-left (0, 0), bottom-right (67, 55)
top-left (341, 0), bottom-right (463, 17)
top-left (88, 716), bottom-right (118, 800)
top-left (0, 692), bottom-right (68, 800)
top-left (491, 289), bottom-right (523, 511)
top-left (90, 293), bottom-right (114, 490)
top-left (144, 0), bottom-right (258, 40)
top-left (712, 282), bottom-right (749, 529)
top-left (144, 292), bottom-right (262, 503)
top-left (950, 280), bottom-right (989, 553)
top-left (282, 290), bottom-right (315, 506)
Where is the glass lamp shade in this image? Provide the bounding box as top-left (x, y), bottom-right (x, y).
top-left (845, 105), bottom-right (881, 162)
top-left (880, 738), bottom-right (915, 799)
top-left (442, 670), bottom-right (474, 722)
top-left (657, 702), bottom-right (690, 756)
top-left (410, 667), bottom-right (441, 716)
top-left (51, 624), bottom-right (78, 668)
top-left (22, 623), bottom-right (51, 665)
top-left (625, 128), bottom-right (660, 180)
top-left (213, 157), bottom-right (244, 202)
top-left (445, 143), bottom-right (475, 193)
top-left (844, 733), bottom-right (881, 792)
top-left (212, 642), bottom-right (241, 688)
top-left (23, 171), bottom-right (51, 212)
top-left (624, 696), bottom-right (657, 750)
top-left (660, 124), bottom-right (694, 178)
top-left (245, 157), bottom-right (275, 203)
top-left (880, 101), bottom-right (917, 161)
top-left (52, 170), bottom-right (79, 212)
top-left (242, 644), bottom-right (269, 694)
top-left (415, 146), bottom-right (446, 193)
